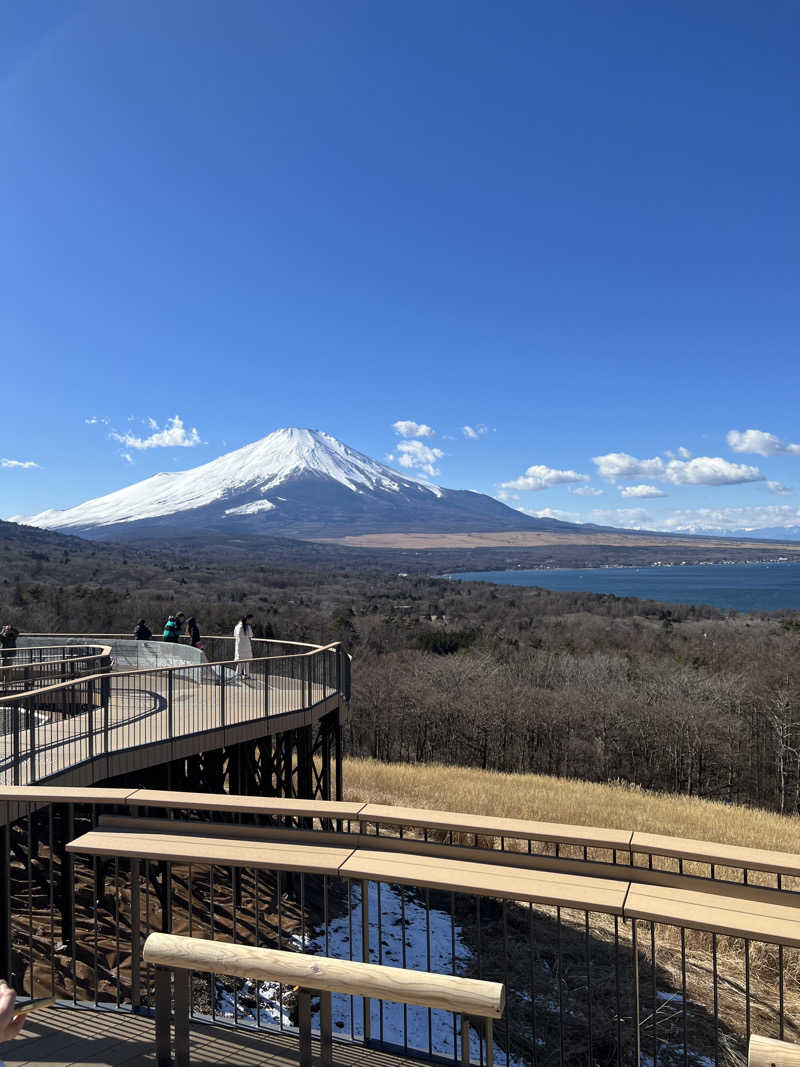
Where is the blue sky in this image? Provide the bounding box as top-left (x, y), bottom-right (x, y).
top-left (2, 1), bottom-right (798, 534)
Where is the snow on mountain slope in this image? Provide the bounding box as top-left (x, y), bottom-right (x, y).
top-left (14, 428), bottom-right (451, 533)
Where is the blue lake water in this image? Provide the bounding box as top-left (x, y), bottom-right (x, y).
top-left (443, 562), bottom-right (800, 613)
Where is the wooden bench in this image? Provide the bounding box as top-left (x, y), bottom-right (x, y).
top-left (749, 1033), bottom-right (800, 1065)
top-left (142, 931), bottom-right (505, 1067)
top-left (67, 820), bottom-right (800, 946)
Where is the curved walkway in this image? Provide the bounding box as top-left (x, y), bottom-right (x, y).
top-left (0, 636), bottom-right (346, 788)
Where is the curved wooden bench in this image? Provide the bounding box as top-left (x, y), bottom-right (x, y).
top-left (749, 1033), bottom-right (800, 1065)
top-left (143, 931), bottom-right (504, 1067)
top-left (67, 822), bottom-right (800, 945)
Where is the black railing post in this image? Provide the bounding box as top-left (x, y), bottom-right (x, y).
top-left (174, 967), bottom-right (190, 1067)
top-left (87, 678), bottom-right (95, 761)
top-left (130, 858), bottom-right (141, 1011)
top-left (297, 987), bottom-right (312, 1067)
top-left (12, 706), bottom-right (20, 784)
top-left (155, 966), bottom-right (171, 1067)
top-left (220, 666), bottom-right (226, 728)
top-left (167, 670), bottom-right (174, 739)
top-left (0, 821), bottom-right (9, 981)
top-left (320, 988), bottom-right (333, 1066)
top-left (264, 657), bottom-right (269, 718)
top-left (361, 878), bottom-right (371, 1043)
top-left (28, 695), bottom-right (36, 783)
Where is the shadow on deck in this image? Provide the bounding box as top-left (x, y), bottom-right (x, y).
top-left (1, 1005), bottom-right (421, 1067)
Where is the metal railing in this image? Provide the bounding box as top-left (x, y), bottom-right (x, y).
top-left (0, 645), bottom-right (112, 695)
top-left (1, 789), bottom-right (798, 1066)
top-left (0, 641), bottom-right (348, 786)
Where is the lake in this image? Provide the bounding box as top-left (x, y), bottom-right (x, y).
top-left (443, 561), bottom-right (800, 613)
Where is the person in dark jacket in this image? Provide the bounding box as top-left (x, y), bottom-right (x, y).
top-left (134, 619), bottom-right (152, 641)
top-left (186, 616), bottom-right (202, 649)
top-left (1, 623), bottom-right (19, 666)
top-left (162, 613), bottom-right (185, 643)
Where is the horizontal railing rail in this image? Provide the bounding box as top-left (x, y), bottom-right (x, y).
top-left (2, 787), bottom-right (799, 1065)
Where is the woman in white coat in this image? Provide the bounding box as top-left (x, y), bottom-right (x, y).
top-left (233, 613), bottom-right (255, 677)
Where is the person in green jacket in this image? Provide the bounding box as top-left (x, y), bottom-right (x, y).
top-left (162, 612), bottom-right (185, 643)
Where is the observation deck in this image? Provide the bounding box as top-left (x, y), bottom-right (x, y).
top-left (2, 634), bottom-right (799, 1066)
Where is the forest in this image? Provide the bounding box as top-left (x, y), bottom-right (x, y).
top-left (2, 519), bottom-right (800, 815)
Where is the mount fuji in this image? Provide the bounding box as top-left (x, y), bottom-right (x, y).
top-left (15, 428), bottom-right (576, 542)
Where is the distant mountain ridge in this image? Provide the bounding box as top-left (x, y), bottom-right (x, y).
top-left (14, 428), bottom-right (582, 541)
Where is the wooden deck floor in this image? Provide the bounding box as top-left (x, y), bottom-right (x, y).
top-left (0, 1005), bottom-right (422, 1066)
top-left (1, 670), bottom-right (332, 786)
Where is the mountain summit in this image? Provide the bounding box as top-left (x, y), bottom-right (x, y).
top-left (15, 427), bottom-right (577, 541)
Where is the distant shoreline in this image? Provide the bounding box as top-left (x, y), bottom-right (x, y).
top-left (441, 557), bottom-right (794, 578)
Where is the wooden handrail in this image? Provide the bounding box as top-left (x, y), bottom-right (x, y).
top-left (5, 784), bottom-right (800, 881)
top-left (143, 932), bottom-right (505, 1017)
top-left (749, 1034), bottom-right (800, 1065)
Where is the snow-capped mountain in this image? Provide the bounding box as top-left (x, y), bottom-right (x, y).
top-left (15, 428), bottom-right (568, 541)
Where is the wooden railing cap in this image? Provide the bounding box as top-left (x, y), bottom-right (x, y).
top-left (142, 932), bottom-right (505, 1018)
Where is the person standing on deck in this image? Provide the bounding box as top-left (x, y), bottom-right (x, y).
top-left (134, 619), bottom-right (152, 640)
top-left (234, 614), bottom-right (254, 678)
top-left (186, 616), bottom-right (202, 649)
top-left (0, 624), bottom-right (18, 666)
top-left (162, 612), bottom-right (185, 643)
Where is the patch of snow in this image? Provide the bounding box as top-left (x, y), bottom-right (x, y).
top-left (215, 882), bottom-right (523, 1065)
top-left (224, 499), bottom-right (276, 516)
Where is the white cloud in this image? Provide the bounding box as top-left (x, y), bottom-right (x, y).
top-left (589, 507), bottom-right (655, 529)
top-left (619, 484), bottom-right (667, 498)
top-left (727, 428), bottom-right (800, 457)
top-left (395, 440), bottom-right (444, 477)
top-left (497, 489), bottom-right (520, 501)
top-left (84, 416), bottom-right (110, 425)
top-left (110, 415), bottom-right (203, 451)
top-left (659, 505), bottom-right (800, 534)
top-left (500, 464), bottom-right (590, 492)
top-left (463, 424), bottom-right (488, 440)
top-left (518, 507), bottom-right (580, 522)
top-left (666, 456), bottom-right (763, 486)
top-left (393, 420), bottom-right (435, 439)
top-left (121, 452), bottom-right (134, 465)
top-left (569, 486), bottom-right (604, 496)
top-left (593, 451), bottom-right (763, 486)
top-left (767, 481), bottom-right (793, 496)
top-left (592, 452), bottom-right (667, 481)
top-left (1, 458), bottom-right (39, 469)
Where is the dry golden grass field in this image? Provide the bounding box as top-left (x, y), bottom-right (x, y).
top-left (343, 757), bottom-right (800, 854)
top-left (343, 759), bottom-right (800, 1063)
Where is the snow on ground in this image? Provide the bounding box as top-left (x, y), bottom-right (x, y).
top-left (216, 881), bottom-right (523, 1065)
top-left (215, 885), bottom-right (718, 1066)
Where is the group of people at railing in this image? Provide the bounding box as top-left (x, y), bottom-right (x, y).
top-left (134, 612), bottom-right (257, 677)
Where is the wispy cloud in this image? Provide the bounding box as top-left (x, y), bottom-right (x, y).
top-left (395, 440), bottom-right (444, 477)
top-left (767, 481), bottom-right (793, 496)
top-left (593, 451), bottom-right (763, 486)
top-left (1, 458), bottom-right (39, 469)
top-left (110, 415), bottom-right (203, 451)
top-left (121, 452), bottom-right (134, 465)
top-left (569, 486), bottom-right (604, 496)
top-left (727, 428), bottom-right (800, 457)
top-left (619, 484), bottom-right (667, 498)
top-left (463, 424), bottom-right (488, 439)
top-left (660, 505), bottom-right (800, 534)
top-left (84, 416), bottom-right (110, 425)
top-left (393, 420), bottom-right (435, 439)
top-left (500, 464), bottom-right (590, 492)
